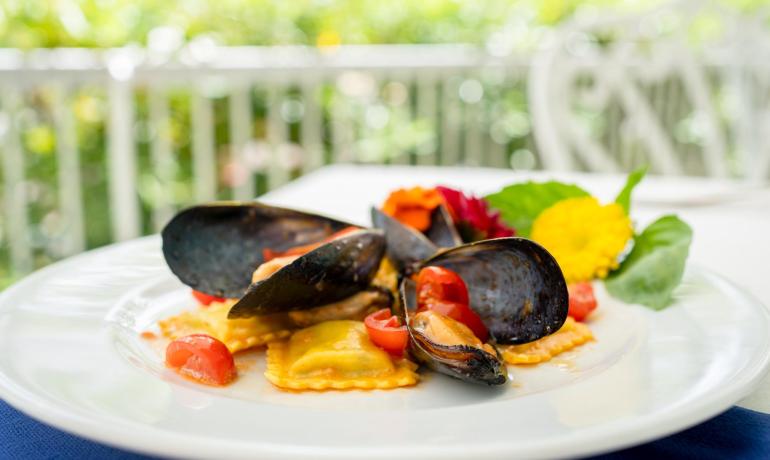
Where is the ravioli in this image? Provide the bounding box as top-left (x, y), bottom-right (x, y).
top-left (159, 257), bottom-right (399, 355)
top-left (265, 320), bottom-right (419, 391)
top-left (158, 300), bottom-right (294, 353)
top-left (499, 317), bottom-right (593, 365)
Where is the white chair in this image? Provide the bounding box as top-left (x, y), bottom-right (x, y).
top-left (528, 0), bottom-right (770, 181)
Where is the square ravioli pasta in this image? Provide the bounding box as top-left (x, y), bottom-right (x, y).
top-left (266, 320), bottom-right (419, 391)
top-left (499, 317), bottom-right (593, 364)
top-left (159, 300), bottom-right (294, 353)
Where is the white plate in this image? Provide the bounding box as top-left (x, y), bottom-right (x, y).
top-left (0, 235), bottom-right (769, 459)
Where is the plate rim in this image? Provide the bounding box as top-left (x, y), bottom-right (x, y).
top-left (1, 237), bottom-right (769, 459)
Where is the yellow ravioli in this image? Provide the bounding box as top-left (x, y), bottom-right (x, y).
top-left (265, 320), bottom-right (419, 391)
top-left (499, 317), bottom-right (593, 365)
top-left (158, 300), bottom-right (293, 353)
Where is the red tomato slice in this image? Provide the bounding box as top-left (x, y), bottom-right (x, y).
top-left (262, 226), bottom-right (359, 262)
top-left (418, 300), bottom-right (489, 343)
top-left (192, 290), bottom-right (226, 306)
top-left (567, 282), bottom-right (598, 322)
top-left (165, 334), bottom-right (237, 386)
top-left (415, 266), bottom-right (488, 341)
top-left (416, 266), bottom-right (470, 306)
top-left (364, 309), bottom-right (409, 356)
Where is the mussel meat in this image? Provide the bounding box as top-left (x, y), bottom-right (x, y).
top-left (162, 201), bottom-right (354, 298)
top-left (399, 279), bottom-right (507, 385)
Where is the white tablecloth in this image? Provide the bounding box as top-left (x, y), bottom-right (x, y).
top-left (261, 164), bottom-right (770, 413)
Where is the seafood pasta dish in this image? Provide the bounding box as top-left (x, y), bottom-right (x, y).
top-left (153, 169), bottom-right (691, 391)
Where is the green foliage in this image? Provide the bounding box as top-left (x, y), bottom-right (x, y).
top-left (614, 166), bottom-right (647, 215)
top-left (3, 0), bottom-right (742, 49)
top-left (0, 0), bottom-right (520, 48)
top-left (485, 181), bottom-right (589, 237)
top-left (605, 215), bottom-right (693, 310)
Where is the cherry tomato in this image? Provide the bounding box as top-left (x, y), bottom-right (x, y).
top-left (262, 226), bottom-right (359, 262)
top-left (415, 266), bottom-right (489, 342)
top-left (568, 282), bottom-right (598, 321)
top-left (418, 300), bottom-right (489, 343)
top-left (364, 309), bottom-right (409, 356)
top-left (416, 266), bottom-right (469, 306)
top-left (165, 334), bottom-right (237, 386)
top-left (192, 290), bottom-right (226, 306)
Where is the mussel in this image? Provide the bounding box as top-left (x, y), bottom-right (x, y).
top-left (424, 205), bottom-right (462, 248)
top-left (162, 201), bottom-right (355, 298)
top-left (229, 229), bottom-right (386, 318)
top-left (399, 278), bottom-right (507, 386)
top-left (395, 237), bottom-right (567, 385)
top-left (419, 238), bottom-right (568, 345)
top-left (162, 202), bottom-right (388, 321)
top-left (371, 205), bottom-right (461, 274)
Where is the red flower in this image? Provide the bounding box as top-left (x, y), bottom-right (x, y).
top-left (436, 186), bottom-right (516, 242)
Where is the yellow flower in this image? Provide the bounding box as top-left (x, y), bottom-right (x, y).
top-left (531, 197), bottom-right (632, 283)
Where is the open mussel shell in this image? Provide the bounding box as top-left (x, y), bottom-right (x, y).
top-left (424, 205), bottom-right (463, 248)
top-left (420, 238), bottom-right (568, 345)
top-left (228, 229), bottom-right (386, 318)
top-left (399, 279), bottom-right (507, 386)
top-left (162, 201), bottom-right (353, 298)
top-left (371, 205), bottom-right (461, 274)
top-left (371, 207), bottom-right (437, 274)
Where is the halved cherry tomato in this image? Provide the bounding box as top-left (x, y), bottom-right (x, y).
top-left (364, 308), bottom-right (409, 356)
top-left (192, 290), bottom-right (226, 306)
top-left (262, 226), bottom-right (359, 262)
top-left (416, 266), bottom-right (469, 306)
top-left (165, 334), bottom-right (236, 386)
top-left (567, 282), bottom-right (598, 322)
top-left (415, 266), bottom-right (488, 342)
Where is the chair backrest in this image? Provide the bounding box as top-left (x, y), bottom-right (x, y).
top-left (528, 0), bottom-right (770, 180)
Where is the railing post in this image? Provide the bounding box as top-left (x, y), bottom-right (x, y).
top-left (52, 85), bottom-right (86, 255)
top-left (462, 76), bottom-right (483, 166)
top-left (107, 79), bottom-right (141, 241)
top-left (441, 77), bottom-right (461, 166)
top-left (148, 84), bottom-right (175, 231)
top-left (300, 78), bottom-right (324, 172)
top-left (266, 83), bottom-right (289, 190)
top-left (191, 89), bottom-right (217, 201)
top-left (228, 84), bottom-right (255, 200)
top-left (416, 72), bottom-right (438, 166)
top-left (0, 89), bottom-right (33, 275)
top-left (329, 86), bottom-right (354, 164)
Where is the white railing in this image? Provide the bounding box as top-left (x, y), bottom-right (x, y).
top-left (0, 38), bottom-right (767, 281)
top-left (0, 44), bottom-right (534, 282)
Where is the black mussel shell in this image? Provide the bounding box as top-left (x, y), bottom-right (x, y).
top-left (400, 279), bottom-right (507, 386)
top-left (228, 230), bottom-right (386, 318)
top-left (371, 207), bottom-right (437, 274)
top-left (425, 205), bottom-right (463, 248)
top-left (420, 238), bottom-right (568, 345)
top-left (162, 201), bottom-right (353, 298)
top-left (371, 205), bottom-right (461, 274)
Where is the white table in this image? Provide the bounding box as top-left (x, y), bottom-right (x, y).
top-left (261, 164), bottom-right (770, 413)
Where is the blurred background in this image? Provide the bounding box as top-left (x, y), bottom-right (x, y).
top-left (0, 0), bottom-right (768, 288)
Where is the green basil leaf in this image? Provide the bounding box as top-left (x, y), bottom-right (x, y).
top-left (614, 166), bottom-right (648, 215)
top-left (605, 215), bottom-right (692, 310)
top-left (485, 181), bottom-right (589, 237)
